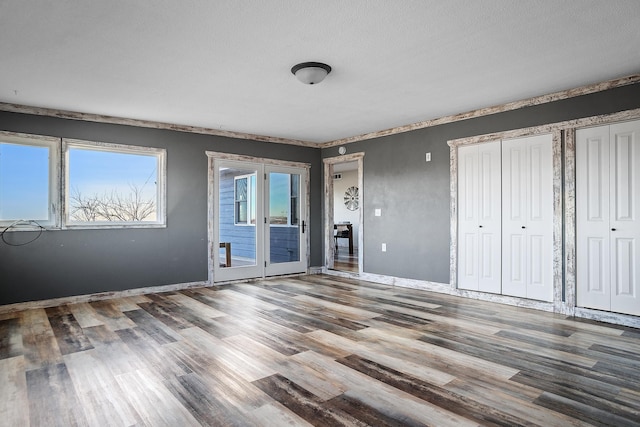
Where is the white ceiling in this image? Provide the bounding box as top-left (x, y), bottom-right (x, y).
top-left (1, 1), bottom-right (639, 144)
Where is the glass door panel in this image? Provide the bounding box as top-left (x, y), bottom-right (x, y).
top-left (266, 167), bottom-right (307, 276)
top-left (214, 161), bottom-right (263, 281)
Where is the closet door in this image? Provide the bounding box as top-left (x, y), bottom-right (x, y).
top-left (458, 140), bottom-right (501, 293)
top-left (577, 121), bottom-right (640, 316)
top-left (576, 125), bottom-right (611, 311)
top-left (502, 134), bottom-right (553, 301)
top-left (609, 121), bottom-right (640, 315)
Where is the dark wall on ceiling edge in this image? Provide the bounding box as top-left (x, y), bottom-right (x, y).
top-left (0, 112), bottom-right (322, 305)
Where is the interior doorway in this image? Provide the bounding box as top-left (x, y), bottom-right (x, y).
top-left (323, 153), bottom-right (364, 273)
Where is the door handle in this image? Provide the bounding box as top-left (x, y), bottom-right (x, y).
top-left (611, 228), bottom-right (617, 231)
top-left (302, 220), bottom-right (306, 233)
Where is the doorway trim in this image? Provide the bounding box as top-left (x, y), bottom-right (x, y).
top-left (206, 151), bottom-right (311, 284)
top-left (323, 152), bottom-right (365, 273)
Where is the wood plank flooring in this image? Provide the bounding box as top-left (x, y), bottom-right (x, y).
top-left (2, 274), bottom-right (640, 426)
top-left (333, 248), bottom-right (358, 272)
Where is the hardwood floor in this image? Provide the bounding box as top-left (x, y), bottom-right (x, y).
top-left (2, 274), bottom-right (640, 426)
top-left (333, 248), bottom-right (358, 272)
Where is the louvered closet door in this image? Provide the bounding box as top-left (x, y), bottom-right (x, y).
top-left (457, 140), bottom-right (501, 293)
top-left (577, 121), bottom-right (640, 316)
top-left (502, 134), bottom-right (553, 301)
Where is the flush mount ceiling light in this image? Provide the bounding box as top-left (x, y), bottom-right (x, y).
top-left (291, 62), bottom-right (332, 85)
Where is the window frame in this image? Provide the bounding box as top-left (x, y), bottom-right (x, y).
top-left (234, 173), bottom-right (256, 226)
top-left (62, 138), bottom-right (166, 229)
top-left (0, 131), bottom-right (60, 229)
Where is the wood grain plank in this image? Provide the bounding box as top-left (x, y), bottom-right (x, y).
top-left (0, 356), bottom-right (30, 426)
top-left (252, 402), bottom-right (315, 427)
top-left (337, 354), bottom-right (536, 427)
top-left (114, 368), bottom-right (201, 426)
top-left (67, 302), bottom-right (105, 328)
top-left (252, 373), bottom-right (366, 426)
top-left (89, 300), bottom-right (137, 331)
top-left (123, 308), bottom-right (183, 345)
top-left (64, 349), bottom-right (143, 426)
top-left (289, 350), bottom-right (479, 427)
top-left (27, 363), bottom-right (88, 426)
top-left (46, 309), bottom-right (94, 355)
top-left (0, 317), bottom-right (23, 360)
top-left (83, 325), bottom-right (147, 376)
top-left (178, 326), bottom-right (278, 382)
top-left (20, 309), bottom-right (63, 370)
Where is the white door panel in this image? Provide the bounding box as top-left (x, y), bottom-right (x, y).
top-left (502, 134), bottom-right (553, 301)
top-left (457, 141), bottom-right (501, 293)
top-left (577, 120), bottom-right (640, 316)
top-left (609, 121), bottom-right (640, 315)
top-left (577, 126), bottom-right (611, 310)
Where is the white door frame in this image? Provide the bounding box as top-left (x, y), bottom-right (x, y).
top-left (323, 152), bottom-right (364, 273)
top-left (206, 151), bottom-right (310, 283)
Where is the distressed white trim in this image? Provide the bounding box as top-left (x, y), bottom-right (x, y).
top-left (0, 131), bottom-right (61, 229)
top-left (61, 138), bottom-right (167, 229)
top-left (2, 75), bottom-right (637, 148)
top-left (323, 152), bottom-right (365, 273)
top-left (325, 74), bottom-right (640, 147)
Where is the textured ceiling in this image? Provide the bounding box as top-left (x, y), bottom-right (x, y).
top-left (1, 0), bottom-right (639, 144)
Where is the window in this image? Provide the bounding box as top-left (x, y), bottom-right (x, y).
top-left (234, 173), bottom-right (256, 225)
top-left (0, 132), bottom-right (59, 227)
top-left (269, 172), bottom-right (300, 226)
top-left (64, 140), bottom-right (166, 227)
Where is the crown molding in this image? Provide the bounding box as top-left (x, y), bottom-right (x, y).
top-left (321, 73), bottom-right (640, 148)
top-left (1, 73), bottom-right (638, 149)
top-left (0, 102), bottom-right (319, 148)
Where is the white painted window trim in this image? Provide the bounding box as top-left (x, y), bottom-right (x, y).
top-left (233, 173), bottom-right (256, 226)
top-left (0, 131), bottom-right (61, 230)
top-left (61, 138), bottom-right (167, 229)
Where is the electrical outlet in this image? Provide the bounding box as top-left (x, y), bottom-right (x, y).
top-left (381, 243), bottom-right (387, 252)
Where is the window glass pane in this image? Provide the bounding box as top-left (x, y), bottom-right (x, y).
top-left (0, 142), bottom-right (50, 221)
top-left (269, 173), bottom-right (289, 225)
top-left (68, 148), bottom-right (158, 223)
top-left (250, 174), bottom-right (256, 224)
top-left (290, 174), bottom-right (299, 225)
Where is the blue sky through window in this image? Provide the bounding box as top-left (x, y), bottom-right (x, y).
top-left (68, 148), bottom-right (157, 198)
top-left (0, 142), bottom-right (50, 221)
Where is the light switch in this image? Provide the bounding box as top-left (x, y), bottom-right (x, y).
top-left (375, 208), bottom-right (381, 217)
top-left (381, 243), bottom-right (387, 252)
top-left (426, 152), bottom-right (431, 162)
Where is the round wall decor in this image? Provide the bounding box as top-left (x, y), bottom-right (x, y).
top-left (344, 186), bottom-right (359, 210)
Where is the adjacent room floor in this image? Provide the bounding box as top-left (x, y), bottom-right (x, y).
top-left (333, 247), bottom-right (358, 273)
top-left (1, 274), bottom-right (639, 426)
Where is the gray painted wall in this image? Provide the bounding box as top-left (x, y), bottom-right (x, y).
top-left (322, 84), bottom-right (640, 283)
top-left (0, 112), bottom-right (322, 305)
top-left (2, 83), bottom-right (639, 305)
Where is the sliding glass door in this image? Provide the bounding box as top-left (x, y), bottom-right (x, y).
top-left (212, 159), bottom-right (307, 282)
